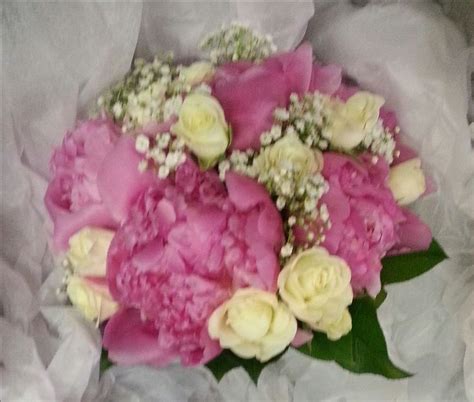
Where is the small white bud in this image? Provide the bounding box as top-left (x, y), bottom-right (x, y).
top-left (135, 134), bottom-right (150, 153)
top-left (158, 165), bottom-right (170, 179)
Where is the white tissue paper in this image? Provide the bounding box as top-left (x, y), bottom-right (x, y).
top-left (1, 1), bottom-right (473, 401)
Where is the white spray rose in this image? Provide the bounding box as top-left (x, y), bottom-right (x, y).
top-left (67, 227), bottom-right (115, 277)
top-left (387, 158), bottom-right (426, 205)
top-left (65, 227), bottom-right (118, 323)
top-left (328, 92), bottom-right (385, 150)
top-left (171, 93), bottom-right (229, 168)
top-left (278, 247), bottom-right (353, 340)
top-left (67, 276), bottom-right (118, 322)
top-left (208, 288), bottom-right (297, 362)
top-left (180, 61), bottom-right (215, 86)
top-left (254, 132), bottom-right (323, 179)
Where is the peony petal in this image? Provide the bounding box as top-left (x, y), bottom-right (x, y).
top-left (269, 41), bottom-right (313, 95)
top-left (395, 209), bottom-right (432, 252)
top-left (291, 328), bottom-right (314, 347)
top-left (309, 63), bottom-right (342, 95)
top-left (103, 308), bottom-right (176, 366)
top-left (225, 172), bottom-right (272, 211)
top-left (140, 117), bottom-right (176, 137)
top-left (320, 180), bottom-right (351, 223)
top-left (379, 107), bottom-right (398, 132)
top-left (45, 185), bottom-right (117, 252)
top-left (257, 206), bottom-right (284, 249)
top-left (97, 136), bottom-right (161, 223)
top-left (393, 136), bottom-right (419, 165)
top-left (334, 84), bottom-right (359, 101)
top-left (213, 44), bottom-right (313, 151)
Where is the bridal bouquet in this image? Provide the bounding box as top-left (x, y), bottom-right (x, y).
top-left (45, 23), bottom-right (447, 382)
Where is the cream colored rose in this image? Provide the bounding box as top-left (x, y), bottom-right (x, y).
top-left (254, 132), bottom-right (323, 180)
top-left (171, 93), bottom-right (229, 168)
top-left (67, 227), bottom-right (114, 277)
top-left (329, 92), bottom-right (385, 150)
top-left (312, 308), bottom-right (352, 341)
top-left (180, 61), bottom-right (215, 86)
top-left (67, 276), bottom-right (118, 322)
top-left (387, 158), bottom-right (426, 205)
top-left (208, 288), bottom-right (297, 362)
top-left (278, 247), bottom-right (353, 339)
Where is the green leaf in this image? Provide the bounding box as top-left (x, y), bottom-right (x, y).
top-left (374, 288), bottom-right (387, 309)
top-left (206, 350), bottom-right (272, 383)
top-left (298, 297), bottom-right (411, 379)
top-left (100, 349), bottom-right (113, 374)
top-left (381, 240), bottom-right (447, 285)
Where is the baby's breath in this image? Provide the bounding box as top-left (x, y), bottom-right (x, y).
top-left (96, 54), bottom-right (191, 132)
top-left (135, 132), bottom-right (187, 178)
top-left (200, 22), bottom-right (277, 64)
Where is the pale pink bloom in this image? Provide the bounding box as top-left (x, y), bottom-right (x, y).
top-left (45, 118), bottom-right (158, 251)
top-left (299, 153), bottom-right (432, 296)
top-left (104, 161), bottom-right (283, 367)
top-left (212, 43), bottom-right (313, 150)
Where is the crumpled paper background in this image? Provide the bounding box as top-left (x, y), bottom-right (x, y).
top-left (1, 1), bottom-right (473, 401)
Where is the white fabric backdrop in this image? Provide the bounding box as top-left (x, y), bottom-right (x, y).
top-left (1, 1), bottom-right (473, 401)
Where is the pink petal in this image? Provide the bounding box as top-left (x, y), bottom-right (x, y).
top-left (334, 84), bottom-right (359, 101)
top-left (393, 136), bottom-right (419, 165)
top-left (321, 222), bottom-right (345, 254)
top-left (97, 136), bottom-right (160, 223)
top-left (213, 61), bottom-right (254, 80)
top-left (212, 43), bottom-right (313, 151)
top-left (291, 328), bottom-right (314, 347)
top-left (257, 206), bottom-right (284, 249)
top-left (379, 107), bottom-right (398, 132)
top-left (395, 209), bottom-right (432, 252)
top-left (140, 117), bottom-right (176, 137)
top-left (103, 308), bottom-right (176, 366)
top-left (269, 41), bottom-right (313, 95)
top-left (320, 181), bottom-right (351, 223)
top-left (309, 63), bottom-right (342, 95)
top-left (225, 172), bottom-right (272, 211)
top-left (45, 186), bottom-right (116, 251)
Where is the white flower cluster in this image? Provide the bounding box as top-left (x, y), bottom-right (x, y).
top-left (271, 92), bottom-right (396, 163)
top-left (285, 93), bottom-right (332, 149)
top-left (200, 22), bottom-right (277, 64)
top-left (362, 120), bottom-right (397, 164)
top-left (218, 98), bottom-right (332, 261)
top-left (97, 55), bottom-right (191, 132)
top-left (135, 132), bottom-right (186, 179)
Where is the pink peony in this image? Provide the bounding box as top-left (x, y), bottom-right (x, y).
top-left (45, 118), bottom-right (158, 251)
top-left (104, 160), bottom-right (283, 367)
top-left (211, 44), bottom-right (345, 151)
top-left (212, 43), bottom-right (313, 151)
top-left (314, 153), bottom-right (431, 296)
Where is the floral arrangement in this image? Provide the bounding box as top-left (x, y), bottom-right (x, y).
top-left (46, 23), bottom-right (447, 382)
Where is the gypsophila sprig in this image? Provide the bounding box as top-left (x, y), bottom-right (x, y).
top-left (135, 132), bottom-right (186, 178)
top-left (269, 92), bottom-right (396, 163)
top-left (200, 22), bottom-right (277, 64)
top-left (220, 110), bottom-right (331, 261)
top-left (360, 120), bottom-right (397, 164)
top-left (97, 54), bottom-right (191, 132)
